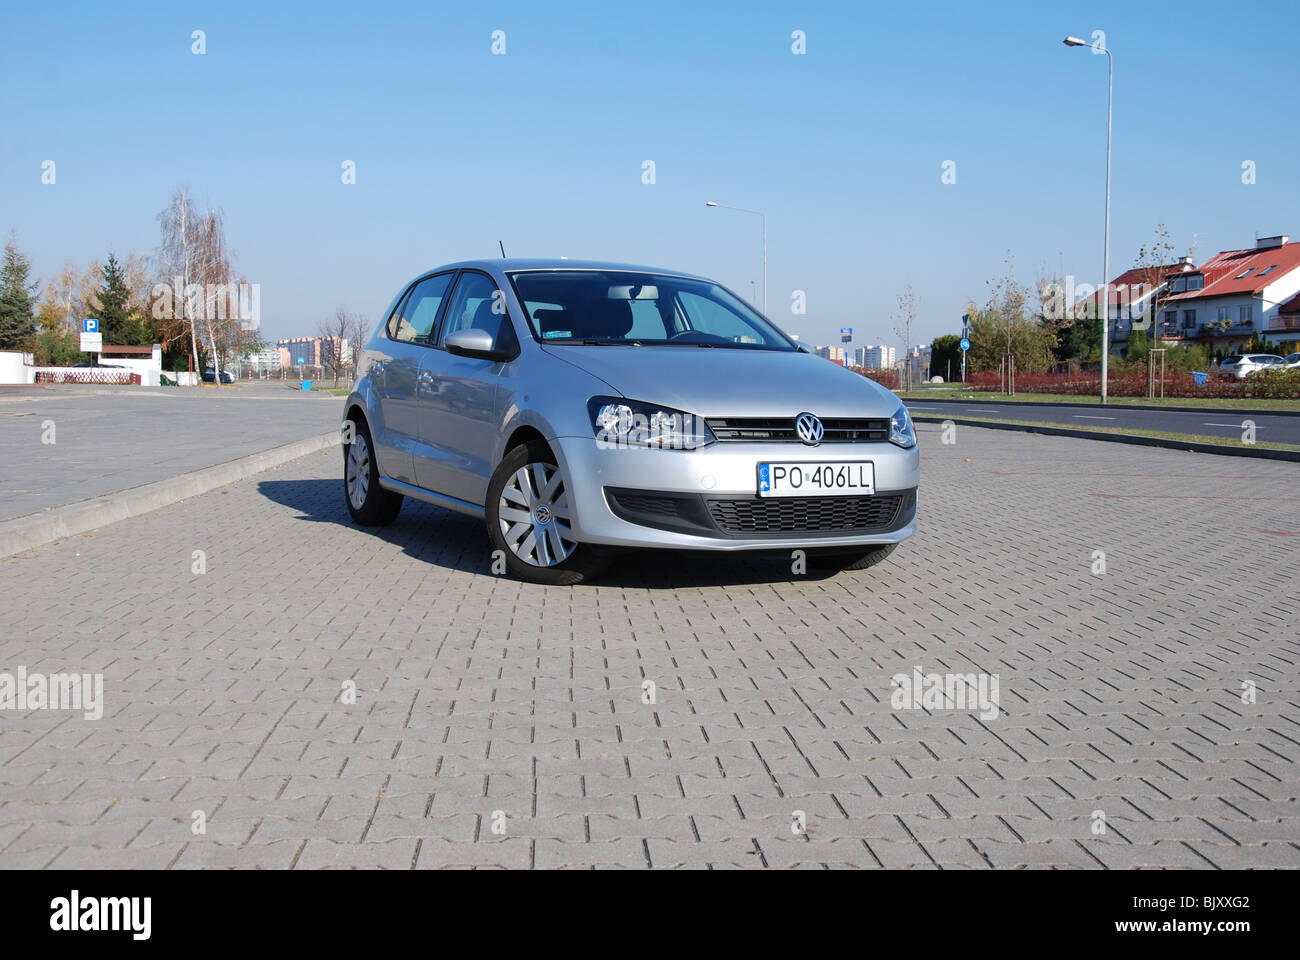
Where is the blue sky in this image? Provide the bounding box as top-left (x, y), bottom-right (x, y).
top-left (3, 0), bottom-right (1297, 349)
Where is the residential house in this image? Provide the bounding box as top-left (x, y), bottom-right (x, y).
top-left (1157, 236), bottom-right (1300, 352)
top-left (1072, 260), bottom-right (1194, 354)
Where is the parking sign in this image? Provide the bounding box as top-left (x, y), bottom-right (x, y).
top-left (83, 318), bottom-right (99, 333)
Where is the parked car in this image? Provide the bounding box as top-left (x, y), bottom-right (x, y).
top-left (1219, 354), bottom-right (1285, 379)
top-left (202, 367), bottom-right (236, 383)
top-left (1282, 353), bottom-right (1300, 370)
top-left (342, 259), bottom-right (919, 584)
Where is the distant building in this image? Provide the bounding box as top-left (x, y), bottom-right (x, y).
top-left (814, 345), bottom-right (848, 365)
top-left (277, 336), bottom-right (350, 368)
top-left (856, 344), bottom-right (895, 370)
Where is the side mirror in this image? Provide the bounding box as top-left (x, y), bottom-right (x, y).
top-left (445, 328), bottom-right (515, 362)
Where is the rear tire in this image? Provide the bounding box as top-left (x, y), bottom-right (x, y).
top-left (486, 440), bottom-right (613, 585)
top-left (344, 415), bottom-right (403, 526)
top-left (807, 543), bottom-right (897, 571)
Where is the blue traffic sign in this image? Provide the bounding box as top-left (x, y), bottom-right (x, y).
top-left (960, 337), bottom-right (970, 351)
top-left (83, 318), bottom-right (99, 333)
top-left (296, 357), bottom-right (305, 364)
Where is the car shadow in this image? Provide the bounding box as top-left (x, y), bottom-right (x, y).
top-left (257, 477), bottom-right (845, 587)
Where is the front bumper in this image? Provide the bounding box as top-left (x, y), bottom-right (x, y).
top-left (551, 436), bottom-right (920, 551)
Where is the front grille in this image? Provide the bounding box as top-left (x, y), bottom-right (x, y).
top-left (706, 494), bottom-right (905, 535)
top-left (706, 417), bottom-right (890, 443)
top-left (610, 493), bottom-right (685, 519)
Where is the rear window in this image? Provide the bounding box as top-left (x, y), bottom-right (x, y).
top-left (1221, 356), bottom-right (1242, 364)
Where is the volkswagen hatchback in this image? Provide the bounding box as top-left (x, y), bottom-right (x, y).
top-left (343, 260), bottom-right (919, 584)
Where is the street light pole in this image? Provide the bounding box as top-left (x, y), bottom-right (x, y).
top-left (1064, 35), bottom-right (1113, 404)
top-left (706, 201), bottom-right (767, 315)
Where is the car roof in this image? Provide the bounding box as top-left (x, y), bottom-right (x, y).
top-left (421, 258), bottom-right (711, 281)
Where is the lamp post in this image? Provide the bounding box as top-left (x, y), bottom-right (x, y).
top-left (1063, 35), bottom-right (1113, 404)
top-left (706, 201), bottom-right (767, 315)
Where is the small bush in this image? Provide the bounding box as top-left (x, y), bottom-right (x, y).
top-left (857, 368), bottom-right (900, 391)
top-left (963, 368), bottom-right (1300, 399)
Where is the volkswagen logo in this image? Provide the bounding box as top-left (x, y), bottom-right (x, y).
top-left (795, 413), bottom-right (824, 446)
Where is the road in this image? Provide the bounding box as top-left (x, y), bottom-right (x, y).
top-left (1, 423), bottom-right (1296, 868)
top-left (905, 398), bottom-right (1300, 445)
top-left (0, 382), bottom-right (343, 522)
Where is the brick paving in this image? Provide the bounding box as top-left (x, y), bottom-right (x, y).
top-left (0, 423), bottom-right (1297, 868)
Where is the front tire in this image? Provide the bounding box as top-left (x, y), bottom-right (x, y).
top-left (807, 543), bottom-right (897, 571)
top-left (486, 440), bottom-right (612, 585)
top-left (344, 416), bottom-right (403, 526)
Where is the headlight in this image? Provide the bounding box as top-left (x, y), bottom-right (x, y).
top-left (588, 397), bottom-right (715, 450)
top-left (889, 403), bottom-right (916, 448)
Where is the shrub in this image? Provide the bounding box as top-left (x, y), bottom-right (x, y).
top-left (964, 368), bottom-right (1300, 399)
top-left (857, 368), bottom-right (900, 390)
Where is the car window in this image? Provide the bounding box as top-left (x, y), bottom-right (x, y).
top-left (676, 290), bottom-right (764, 344)
top-left (389, 273), bottom-right (453, 345)
top-left (439, 271), bottom-right (517, 353)
top-left (627, 300), bottom-right (670, 339)
top-left (508, 270), bottom-right (794, 349)
top-left (1222, 356), bottom-right (1241, 364)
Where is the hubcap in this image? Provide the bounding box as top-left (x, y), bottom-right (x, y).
top-left (498, 461), bottom-right (575, 567)
top-left (346, 433), bottom-right (371, 510)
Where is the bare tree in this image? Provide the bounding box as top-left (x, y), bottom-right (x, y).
top-left (155, 188), bottom-right (200, 375)
top-left (1134, 224), bottom-right (1177, 346)
top-left (343, 310), bottom-right (369, 383)
top-left (318, 308), bottom-right (355, 387)
top-left (156, 190), bottom-right (252, 384)
top-left (893, 285), bottom-right (918, 391)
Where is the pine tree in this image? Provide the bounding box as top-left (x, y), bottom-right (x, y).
top-left (0, 234), bottom-right (38, 350)
top-left (95, 253), bottom-right (132, 344)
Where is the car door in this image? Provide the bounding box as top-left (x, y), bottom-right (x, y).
top-left (376, 272), bottom-right (454, 484)
top-left (414, 270), bottom-right (519, 505)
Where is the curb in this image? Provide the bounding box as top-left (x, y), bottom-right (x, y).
top-left (911, 415), bottom-right (1300, 462)
top-left (0, 431), bottom-right (341, 560)
top-left (904, 396), bottom-right (1300, 417)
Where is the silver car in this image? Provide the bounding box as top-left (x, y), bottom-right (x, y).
top-left (343, 260), bottom-right (919, 584)
top-left (1220, 354), bottom-right (1285, 379)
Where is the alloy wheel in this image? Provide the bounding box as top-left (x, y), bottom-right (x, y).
top-left (497, 461), bottom-right (576, 567)
top-left (346, 434), bottom-right (371, 510)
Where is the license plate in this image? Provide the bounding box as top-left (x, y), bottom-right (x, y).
top-left (757, 461), bottom-right (874, 498)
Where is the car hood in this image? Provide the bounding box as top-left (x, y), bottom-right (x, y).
top-left (538, 345), bottom-right (900, 418)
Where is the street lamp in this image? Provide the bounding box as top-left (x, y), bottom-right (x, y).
top-left (706, 201), bottom-right (767, 315)
top-left (1063, 34), bottom-right (1113, 404)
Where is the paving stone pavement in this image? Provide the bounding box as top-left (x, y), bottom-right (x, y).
top-left (0, 422), bottom-right (1297, 869)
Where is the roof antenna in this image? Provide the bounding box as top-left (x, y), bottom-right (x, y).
top-left (498, 240), bottom-right (506, 258)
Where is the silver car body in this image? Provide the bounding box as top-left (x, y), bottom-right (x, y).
top-left (1222, 354), bottom-right (1284, 379)
top-left (345, 259), bottom-right (919, 552)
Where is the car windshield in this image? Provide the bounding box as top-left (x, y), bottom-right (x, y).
top-left (507, 270), bottom-right (796, 350)
top-left (1287, 354), bottom-right (1300, 364)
